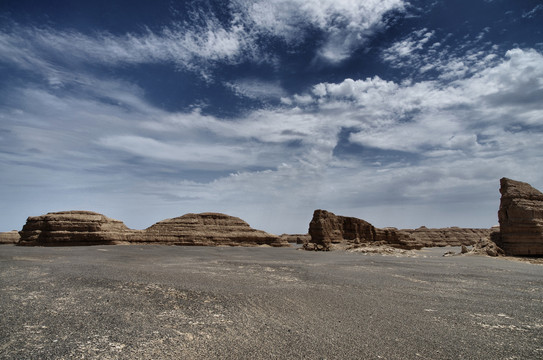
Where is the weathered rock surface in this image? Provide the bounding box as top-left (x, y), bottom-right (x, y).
top-left (18, 211), bottom-right (133, 245)
top-left (304, 210), bottom-right (422, 251)
top-left (0, 230), bottom-right (20, 244)
top-left (401, 226), bottom-right (492, 247)
top-left (134, 213), bottom-right (287, 247)
top-left (497, 177), bottom-right (543, 256)
top-left (279, 234), bottom-right (311, 244)
top-left (18, 211), bottom-right (287, 247)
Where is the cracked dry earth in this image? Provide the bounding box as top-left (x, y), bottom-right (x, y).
top-left (1, 245), bottom-right (542, 359)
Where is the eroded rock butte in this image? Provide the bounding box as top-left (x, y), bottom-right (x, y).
top-left (305, 210), bottom-right (493, 251)
top-left (304, 209), bottom-right (422, 251)
top-left (497, 177), bottom-right (543, 255)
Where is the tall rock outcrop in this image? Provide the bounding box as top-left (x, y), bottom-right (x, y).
top-left (401, 227), bottom-right (492, 247)
top-left (305, 210), bottom-right (422, 250)
top-left (18, 211), bottom-right (133, 245)
top-left (497, 178), bottom-right (543, 255)
top-left (135, 213), bottom-right (286, 247)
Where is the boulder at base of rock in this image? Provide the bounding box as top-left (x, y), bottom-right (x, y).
top-left (0, 230), bottom-right (20, 244)
top-left (18, 211), bottom-right (133, 246)
top-left (497, 177), bottom-right (543, 256)
top-left (135, 213), bottom-right (287, 247)
top-left (305, 209), bottom-right (421, 251)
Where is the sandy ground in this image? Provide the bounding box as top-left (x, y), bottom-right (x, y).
top-left (1, 245), bottom-right (542, 359)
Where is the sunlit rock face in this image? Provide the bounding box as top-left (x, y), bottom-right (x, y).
top-left (497, 178), bottom-right (543, 256)
top-left (18, 211), bottom-right (287, 247)
top-left (401, 227), bottom-right (492, 248)
top-left (18, 211), bottom-right (132, 245)
top-left (137, 213), bottom-right (287, 247)
top-left (305, 209), bottom-right (421, 251)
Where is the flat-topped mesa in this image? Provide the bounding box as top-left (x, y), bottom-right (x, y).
top-left (18, 211), bottom-right (133, 246)
top-left (497, 178), bottom-right (543, 256)
top-left (135, 213), bottom-right (288, 247)
top-left (305, 209), bottom-right (421, 251)
top-left (401, 227), bottom-right (492, 248)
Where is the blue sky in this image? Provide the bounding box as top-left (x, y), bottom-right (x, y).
top-left (1, 0), bottom-right (542, 233)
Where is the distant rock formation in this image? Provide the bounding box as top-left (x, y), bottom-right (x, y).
top-left (18, 211), bottom-right (133, 246)
top-left (304, 210), bottom-right (422, 251)
top-left (401, 226), bottom-right (492, 247)
top-left (0, 230), bottom-right (20, 244)
top-left (279, 234), bottom-right (311, 244)
top-left (18, 211), bottom-right (288, 247)
top-left (497, 178), bottom-right (543, 256)
top-left (134, 213), bottom-right (287, 247)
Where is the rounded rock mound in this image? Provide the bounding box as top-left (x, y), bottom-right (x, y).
top-left (18, 211), bottom-right (132, 246)
top-left (140, 212), bottom-right (286, 247)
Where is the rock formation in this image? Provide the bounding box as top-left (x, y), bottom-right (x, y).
top-left (134, 213), bottom-right (286, 247)
top-left (305, 210), bottom-right (422, 251)
top-left (279, 234), bottom-right (311, 244)
top-left (18, 211), bottom-right (133, 245)
top-left (0, 230), bottom-right (20, 244)
top-left (18, 211), bottom-right (288, 247)
top-left (401, 226), bottom-right (492, 247)
top-left (497, 177), bottom-right (543, 256)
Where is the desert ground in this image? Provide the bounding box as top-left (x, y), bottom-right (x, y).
top-left (1, 245), bottom-right (542, 359)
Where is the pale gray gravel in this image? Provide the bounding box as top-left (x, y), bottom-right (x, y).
top-left (1, 245), bottom-right (542, 359)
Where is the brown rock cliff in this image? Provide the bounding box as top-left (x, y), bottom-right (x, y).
top-left (305, 210), bottom-right (421, 250)
top-left (401, 227), bottom-right (492, 247)
top-left (18, 211), bottom-right (132, 245)
top-left (497, 178), bottom-right (543, 255)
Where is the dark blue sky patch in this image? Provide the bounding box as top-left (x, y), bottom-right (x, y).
top-left (333, 127), bottom-right (420, 165)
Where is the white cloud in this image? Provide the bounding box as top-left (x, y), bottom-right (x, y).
top-left (231, 0), bottom-right (407, 63)
top-left (225, 79), bottom-right (287, 100)
top-left (1, 30), bottom-right (543, 233)
top-left (382, 28), bottom-right (434, 59)
top-left (0, 0), bottom-right (407, 81)
top-left (522, 4), bottom-right (543, 18)
top-left (98, 135), bottom-right (256, 170)
top-left (382, 28), bottom-right (502, 80)
top-left (0, 19), bottom-right (255, 81)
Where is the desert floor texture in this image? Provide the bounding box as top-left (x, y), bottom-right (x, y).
top-left (1, 245), bottom-right (542, 359)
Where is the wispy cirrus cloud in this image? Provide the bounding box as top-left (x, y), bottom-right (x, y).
top-left (1, 45), bottom-right (542, 232)
top-left (0, 0), bottom-right (408, 83)
top-left (231, 0), bottom-right (407, 63)
top-left (0, 18), bottom-right (257, 82)
top-left (225, 79), bottom-right (287, 100)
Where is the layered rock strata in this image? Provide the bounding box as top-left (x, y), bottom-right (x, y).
top-left (134, 213), bottom-right (286, 247)
top-left (497, 178), bottom-right (543, 256)
top-left (18, 211), bottom-right (287, 247)
top-left (279, 234), bottom-right (311, 244)
top-left (0, 230), bottom-right (20, 244)
top-left (401, 227), bottom-right (492, 247)
top-left (18, 211), bottom-right (133, 246)
top-left (305, 210), bottom-right (422, 251)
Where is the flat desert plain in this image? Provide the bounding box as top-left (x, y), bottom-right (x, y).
top-left (1, 245), bottom-right (542, 359)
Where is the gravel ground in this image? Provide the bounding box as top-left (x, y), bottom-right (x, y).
top-left (1, 245), bottom-right (542, 359)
